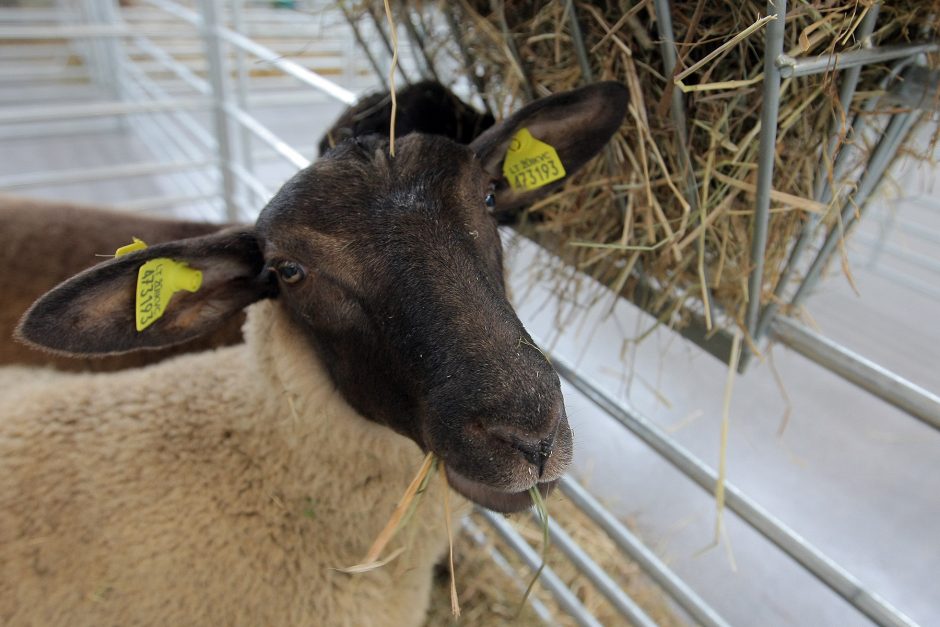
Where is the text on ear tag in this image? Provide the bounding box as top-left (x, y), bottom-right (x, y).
top-left (502, 128), bottom-right (566, 191)
top-left (115, 237), bottom-right (147, 257)
top-left (136, 259), bottom-right (202, 332)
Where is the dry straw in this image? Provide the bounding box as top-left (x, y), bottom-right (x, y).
top-left (383, 0), bottom-right (939, 340)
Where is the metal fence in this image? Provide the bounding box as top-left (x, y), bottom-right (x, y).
top-left (0, 1), bottom-right (937, 625)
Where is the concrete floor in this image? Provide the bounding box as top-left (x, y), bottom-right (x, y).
top-left (2, 7), bottom-right (938, 626)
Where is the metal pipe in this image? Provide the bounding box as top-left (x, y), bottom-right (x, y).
top-left (778, 42), bottom-right (940, 78)
top-left (0, 159), bottom-right (215, 189)
top-left (229, 0), bottom-right (257, 205)
top-left (770, 317), bottom-right (940, 431)
top-left (144, 0), bottom-right (356, 105)
top-left (477, 509), bottom-right (604, 627)
top-left (461, 517), bottom-right (556, 624)
top-left (366, 3), bottom-right (412, 85)
top-left (744, 0), bottom-right (788, 352)
top-left (197, 0), bottom-right (240, 221)
top-left (120, 63), bottom-right (219, 219)
top-left (532, 511), bottom-right (658, 627)
top-left (443, 5), bottom-right (492, 116)
top-left (224, 102), bottom-right (311, 170)
top-left (559, 476), bottom-right (729, 627)
top-left (755, 2), bottom-right (882, 341)
top-left (547, 350), bottom-right (917, 627)
top-left (789, 110), bottom-right (920, 308)
top-left (337, 0), bottom-right (388, 90)
top-left (130, 34), bottom-right (210, 94)
top-left (0, 24), bottom-right (193, 39)
top-left (0, 97), bottom-right (210, 125)
top-left (491, 0), bottom-right (533, 102)
top-left (400, 3), bottom-right (439, 82)
top-left (118, 193), bottom-right (221, 214)
top-left (651, 0), bottom-right (718, 328)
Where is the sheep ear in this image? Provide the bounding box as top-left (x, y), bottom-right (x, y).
top-left (469, 81), bottom-right (628, 219)
top-left (16, 228), bottom-right (274, 356)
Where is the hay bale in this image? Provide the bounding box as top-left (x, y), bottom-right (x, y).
top-left (381, 1), bottom-right (939, 337)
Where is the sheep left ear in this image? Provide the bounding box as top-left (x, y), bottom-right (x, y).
top-left (470, 81), bottom-right (628, 218)
top-left (15, 228), bottom-right (275, 356)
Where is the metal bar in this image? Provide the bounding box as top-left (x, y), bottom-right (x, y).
top-left (532, 511), bottom-right (658, 627)
top-left (224, 102), bottom-right (311, 170)
top-left (366, 3), bottom-right (413, 85)
top-left (337, 0), bottom-right (388, 90)
top-left (117, 193), bottom-right (221, 214)
top-left (461, 517), bottom-right (556, 624)
top-left (144, 0), bottom-right (356, 105)
top-left (228, 0), bottom-right (256, 207)
top-left (477, 509), bottom-right (604, 627)
top-left (443, 5), bottom-right (492, 116)
top-left (651, 0), bottom-right (717, 329)
top-left (130, 35), bottom-right (210, 94)
top-left (770, 317), bottom-right (940, 431)
top-left (755, 2), bottom-right (882, 341)
top-left (813, 2), bottom-right (882, 205)
top-left (0, 24), bottom-right (194, 39)
top-left (0, 159), bottom-right (214, 189)
top-left (0, 98), bottom-right (209, 124)
top-left (491, 0), bottom-right (533, 102)
top-left (230, 162), bottom-right (273, 211)
top-left (547, 350), bottom-right (917, 627)
top-left (744, 0), bottom-right (788, 353)
top-left (197, 0), bottom-right (240, 221)
top-left (778, 42), bottom-right (940, 78)
top-left (400, 3), bottom-right (439, 82)
top-left (120, 59), bottom-right (219, 219)
top-left (559, 476), bottom-right (729, 627)
top-left (789, 110), bottom-right (920, 308)
top-left (217, 27), bottom-right (356, 105)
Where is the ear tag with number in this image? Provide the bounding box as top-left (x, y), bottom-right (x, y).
top-left (115, 237), bottom-right (148, 257)
top-left (135, 258), bottom-right (202, 332)
top-left (502, 128), bottom-right (566, 191)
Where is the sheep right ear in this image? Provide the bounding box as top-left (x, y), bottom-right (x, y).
top-left (16, 228), bottom-right (275, 356)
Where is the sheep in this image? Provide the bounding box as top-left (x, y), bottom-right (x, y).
top-left (1, 81), bottom-right (629, 626)
top-left (318, 80), bottom-right (494, 156)
top-left (0, 195), bottom-right (242, 372)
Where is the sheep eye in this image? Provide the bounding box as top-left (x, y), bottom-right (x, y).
top-left (277, 261), bottom-right (305, 284)
top-left (484, 192), bottom-right (496, 209)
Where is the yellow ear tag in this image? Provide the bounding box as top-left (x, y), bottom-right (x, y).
top-left (502, 127), bottom-right (566, 192)
top-left (135, 258), bottom-right (202, 332)
top-left (115, 237), bottom-right (147, 257)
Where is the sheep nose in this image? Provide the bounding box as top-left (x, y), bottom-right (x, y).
top-left (492, 427), bottom-right (557, 478)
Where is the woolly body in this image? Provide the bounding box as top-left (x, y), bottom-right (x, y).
top-left (0, 300), bottom-right (447, 626)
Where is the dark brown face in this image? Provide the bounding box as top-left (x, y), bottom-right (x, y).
top-left (257, 134), bottom-right (570, 511)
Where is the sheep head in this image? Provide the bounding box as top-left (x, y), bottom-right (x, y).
top-left (17, 82), bottom-right (628, 513)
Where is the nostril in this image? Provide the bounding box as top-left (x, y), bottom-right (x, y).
top-left (498, 431), bottom-right (556, 478)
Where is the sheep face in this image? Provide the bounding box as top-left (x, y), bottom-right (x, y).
top-left (256, 132), bottom-right (571, 512)
top-left (17, 82), bottom-right (629, 513)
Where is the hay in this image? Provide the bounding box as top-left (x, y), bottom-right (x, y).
top-left (370, 0), bottom-right (939, 339)
top-left (425, 490), bottom-right (685, 626)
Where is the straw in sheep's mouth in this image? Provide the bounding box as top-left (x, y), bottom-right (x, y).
top-left (444, 466), bottom-right (556, 514)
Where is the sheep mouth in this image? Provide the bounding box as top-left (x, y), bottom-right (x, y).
top-left (444, 466), bottom-right (557, 514)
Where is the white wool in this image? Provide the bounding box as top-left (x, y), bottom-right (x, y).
top-left (0, 300), bottom-right (450, 627)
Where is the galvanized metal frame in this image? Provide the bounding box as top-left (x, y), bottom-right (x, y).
top-left (1, 1), bottom-right (936, 625)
